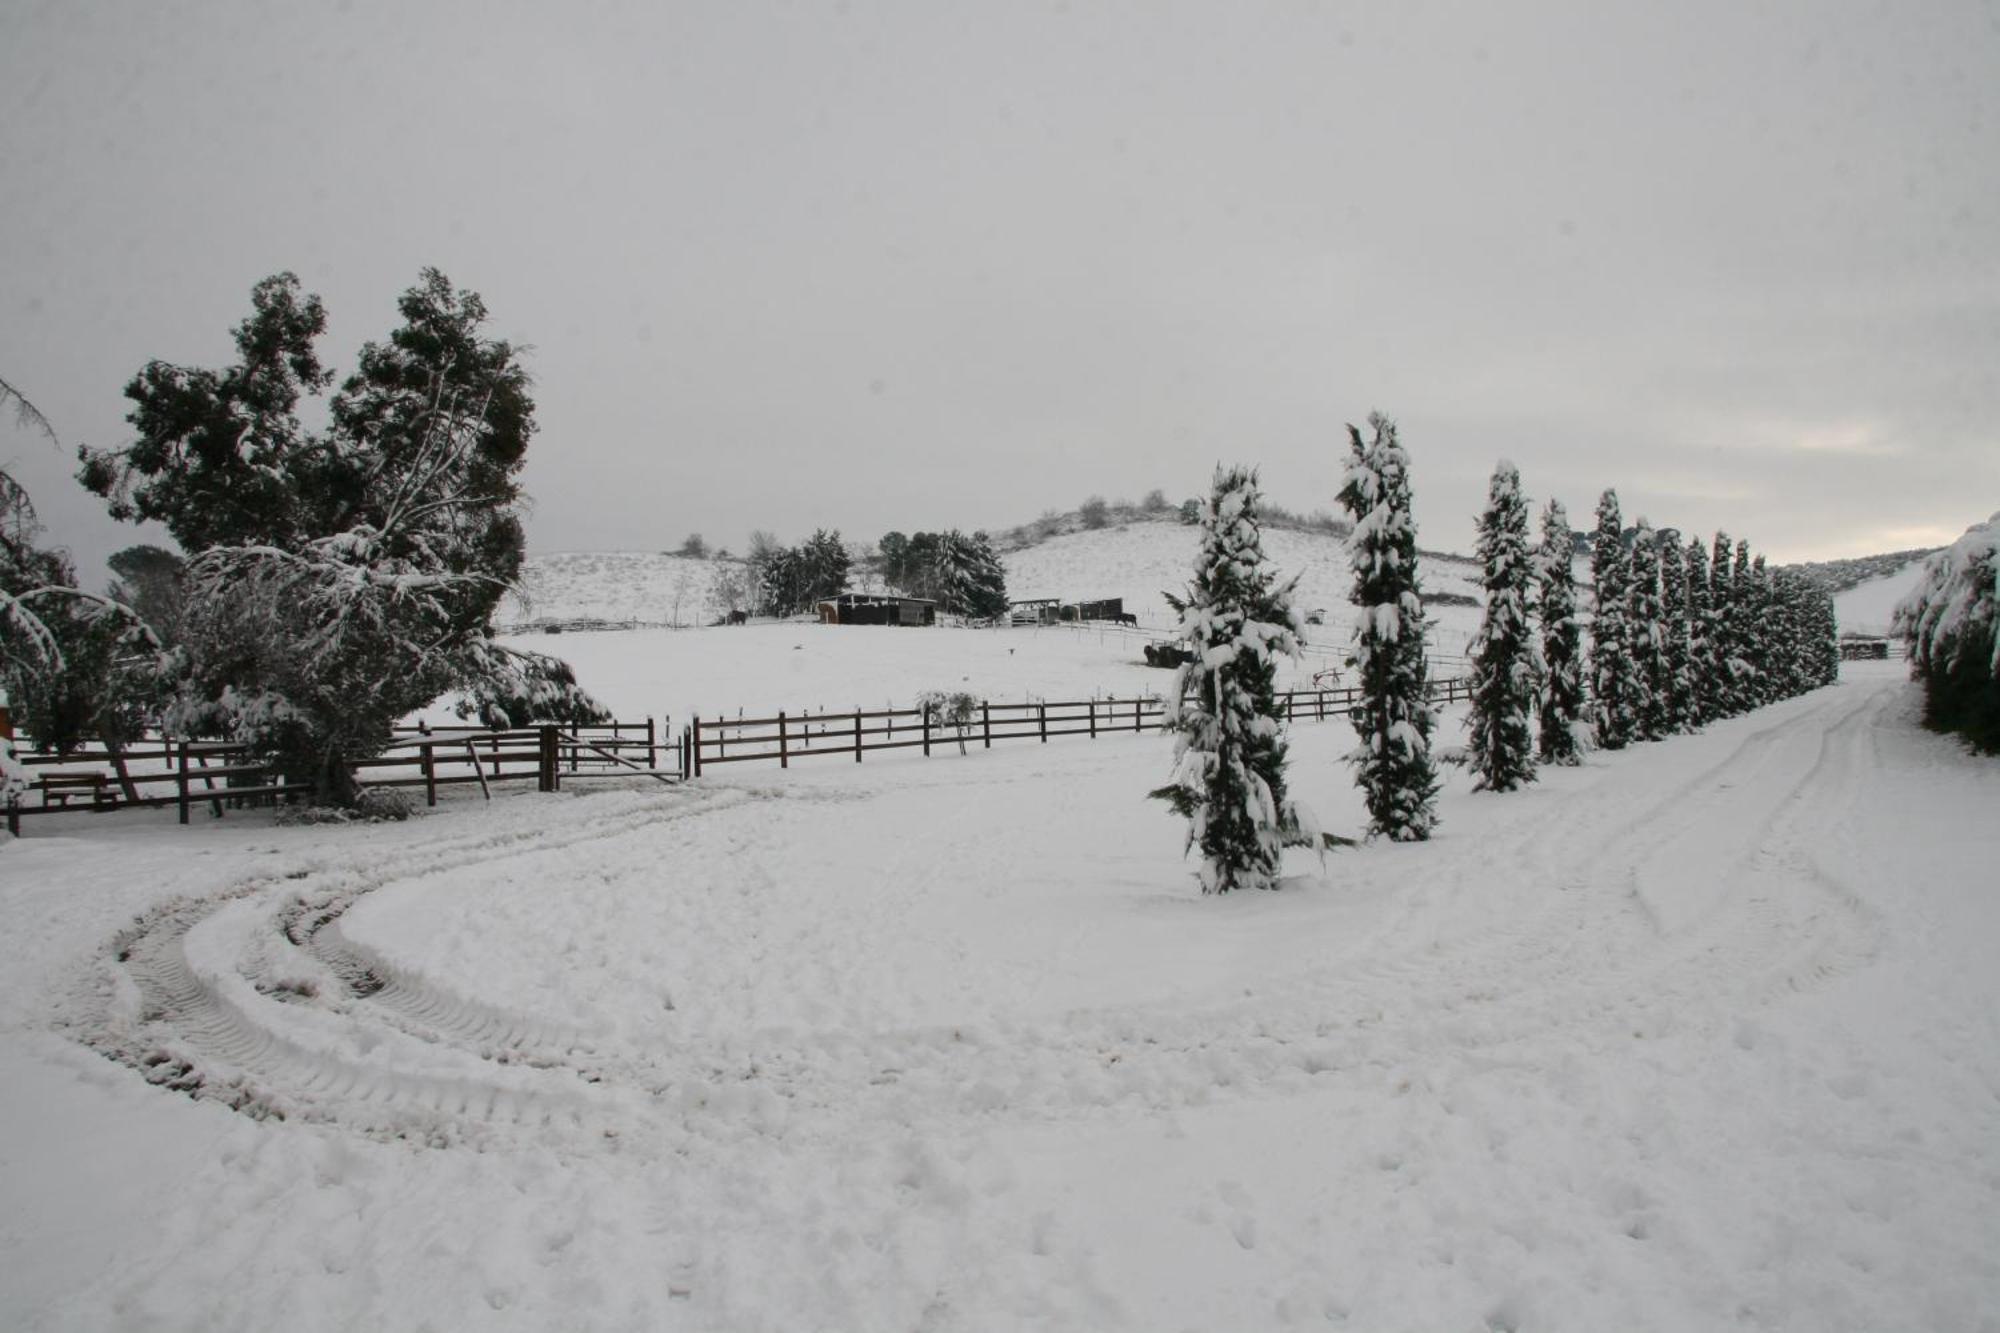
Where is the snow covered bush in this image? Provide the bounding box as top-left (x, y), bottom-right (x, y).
top-left (78, 271), bottom-right (604, 805)
top-left (1894, 511), bottom-right (2000, 752)
top-left (916, 690), bottom-right (981, 754)
top-left (1150, 464), bottom-right (1317, 891)
top-left (1338, 414), bottom-right (1438, 840)
top-left (1466, 461), bottom-right (1541, 791)
top-left (1536, 500), bottom-right (1585, 765)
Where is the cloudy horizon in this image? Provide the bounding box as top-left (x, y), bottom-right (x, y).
top-left (5, 0), bottom-right (1995, 583)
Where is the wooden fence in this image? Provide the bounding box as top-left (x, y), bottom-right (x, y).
top-left (7, 677), bottom-right (1473, 830)
top-left (4, 719), bottom-right (677, 833)
top-left (688, 677), bottom-right (1471, 776)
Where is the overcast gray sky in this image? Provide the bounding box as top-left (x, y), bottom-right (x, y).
top-left (4, 0), bottom-right (1996, 582)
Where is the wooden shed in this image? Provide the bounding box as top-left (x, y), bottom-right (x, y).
top-left (816, 593), bottom-right (937, 626)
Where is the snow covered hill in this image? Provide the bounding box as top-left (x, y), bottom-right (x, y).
top-left (500, 550), bottom-right (736, 629)
top-left (1833, 556), bottom-right (1932, 638)
top-left (509, 516), bottom-right (1490, 658)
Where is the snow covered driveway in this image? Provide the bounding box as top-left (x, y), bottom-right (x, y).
top-left (2, 663), bottom-right (1996, 1330)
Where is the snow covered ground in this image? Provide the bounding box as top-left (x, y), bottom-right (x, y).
top-left (4, 660), bottom-right (1997, 1331)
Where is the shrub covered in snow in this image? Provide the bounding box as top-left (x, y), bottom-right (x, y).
top-left (1151, 465), bottom-right (1316, 891)
top-left (1338, 414), bottom-right (1438, 840)
top-left (1894, 511), bottom-right (2000, 752)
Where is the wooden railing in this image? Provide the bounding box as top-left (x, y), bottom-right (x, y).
top-left (688, 677), bottom-right (1471, 776)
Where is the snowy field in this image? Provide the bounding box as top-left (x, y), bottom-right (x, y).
top-left (4, 660), bottom-right (1998, 1331)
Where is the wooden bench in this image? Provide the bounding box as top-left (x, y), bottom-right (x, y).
top-left (38, 772), bottom-right (114, 809)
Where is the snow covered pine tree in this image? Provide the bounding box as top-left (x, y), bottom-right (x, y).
top-left (1624, 519), bottom-right (1667, 742)
top-left (1536, 500), bottom-right (1585, 765)
top-left (1338, 414), bottom-right (1438, 840)
top-left (1150, 464), bottom-right (1318, 892)
top-left (1589, 490), bottom-right (1637, 749)
top-left (1467, 461), bottom-right (1541, 790)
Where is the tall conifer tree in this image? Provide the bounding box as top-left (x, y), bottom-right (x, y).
top-left (1625, 520), bottom-right (1668, 741)
top-left (1467, 462), bottom-right (1541, 790)
top-left (1537, 500), bottom-right (1584, 765)
top-left (1589, 490), bottom-right (1637, 749)
top-left (1684, 533), bottom-right (1716, 727)
top-left (1709, 533), bottom-right (1742, 716)
top-left (1151, 465), bottom-right (1315, 891)
top-left (1338, 413), bottom-right (1438, 840)
top-left (1659, 527), bottom-right (1696, 732)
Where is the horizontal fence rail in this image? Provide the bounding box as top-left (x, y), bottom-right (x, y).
top-left (687, 677), bottom-right (1471, 777)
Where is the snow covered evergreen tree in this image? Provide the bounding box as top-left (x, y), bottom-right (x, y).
top-left (1658, 527), bottom-right (1696, 732)
top-left (1150, 465), bottom-right (1316, 891)
top-left (1338, 414), bottom-right (1438, 839)
top-left (1709, 533), bottom-right (1744, 716)
top-left (1745, 551), bottom-right (1775, 705)
top-left (1684, 533), bottom-right (1716, 727)
top-left (1624, 520), bottom-right (1667, 741)
top-left (79, 271), bottom-right (603, 805)
top-left (1536, 499), bottom-right (1584, 766)
top-left (1466, 461), bottom-right (1541, 790)
top-left (1588, 490), bottom-right (1637, 749)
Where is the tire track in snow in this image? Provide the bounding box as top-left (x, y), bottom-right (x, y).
top-left (65, 680), bottom-right (1903, 1154)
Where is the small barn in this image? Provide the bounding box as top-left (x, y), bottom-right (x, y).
top-left (816, 593), bottom-right (937, 626)
top-left (1008, 598), bottom-right (1062, 626)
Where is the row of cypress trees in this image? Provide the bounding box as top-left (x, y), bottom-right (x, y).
top-left (1468, 477), bottom-right (1841, 791)
top-left (1155, 424), bottom-right (1842, 892)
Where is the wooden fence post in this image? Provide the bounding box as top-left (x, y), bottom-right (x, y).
top-left (420, 718), bottom-right (436, 808)
top-left (853, 709), bottom-right (863, 763)
top-left (538, 726), bottom-right (559, 792)
top-left (982, 701), bottom-right (991, 749)
top-left (1038, 701), bottom-right (1048, 743)
top-left (779, 712), bottom-right (789, 769)
top-left (1088, 700), bottom-right (1097, 739)
top-left (691, 716), bottom-right (703, 779)
top-left (177, 741), bottom-right (190, 825)
top-left (922, 709), bottom-right (931, 757)
top-left (646, 716), bottom-right (657, 770)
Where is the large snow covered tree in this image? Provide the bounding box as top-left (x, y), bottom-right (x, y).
top-left (1467, 461), bottom-right (1541, 790)
top-left (1657, 526), bottom-right (1696, 733)
top-left (1536, 499), bottom-right (1584, 766)
top-left (1338, 414), bottom-right (1438, 840)
top-left (1725, 539), bottom-right (1760, 711)
top-left (1588, 490), bottom-right (1637, 749)
top-left (1150, 464), bottom-right (1317, 891)
top-left (1684, 533), bottom-right (1716, 727)
top-left (78, 271), bottom-right (603, 805)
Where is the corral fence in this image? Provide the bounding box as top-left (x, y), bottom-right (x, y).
top-left (8, 677), bottom-right (1474, 831)
top-left (688, 677), bottom-right (1471, 775)
top-left (4, 718), bottom-right (677, 834)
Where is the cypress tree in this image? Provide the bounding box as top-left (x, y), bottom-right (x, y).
top-left (1467, 461), bottom-right (1541, 791)
top-left (1684, 534), bottom-right (1715, 727)
top-left (1710, 533), bottom-right (1743, 716)
top-left (1658, 527), bottom-right (1696, 732)
top-left (1626, 520), bottom-right (1668, 741)
top-left (1338, 413), bottom-right (1438, 841)
top-left (1151, 465), bottom-right (1315, 891)
top-left (1740, 547), bottom-right (1770, 705)
top-left (1537, 500), bottom-right (1584, 765)
top-left (1589, 489), bottom-right (1636, 749)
